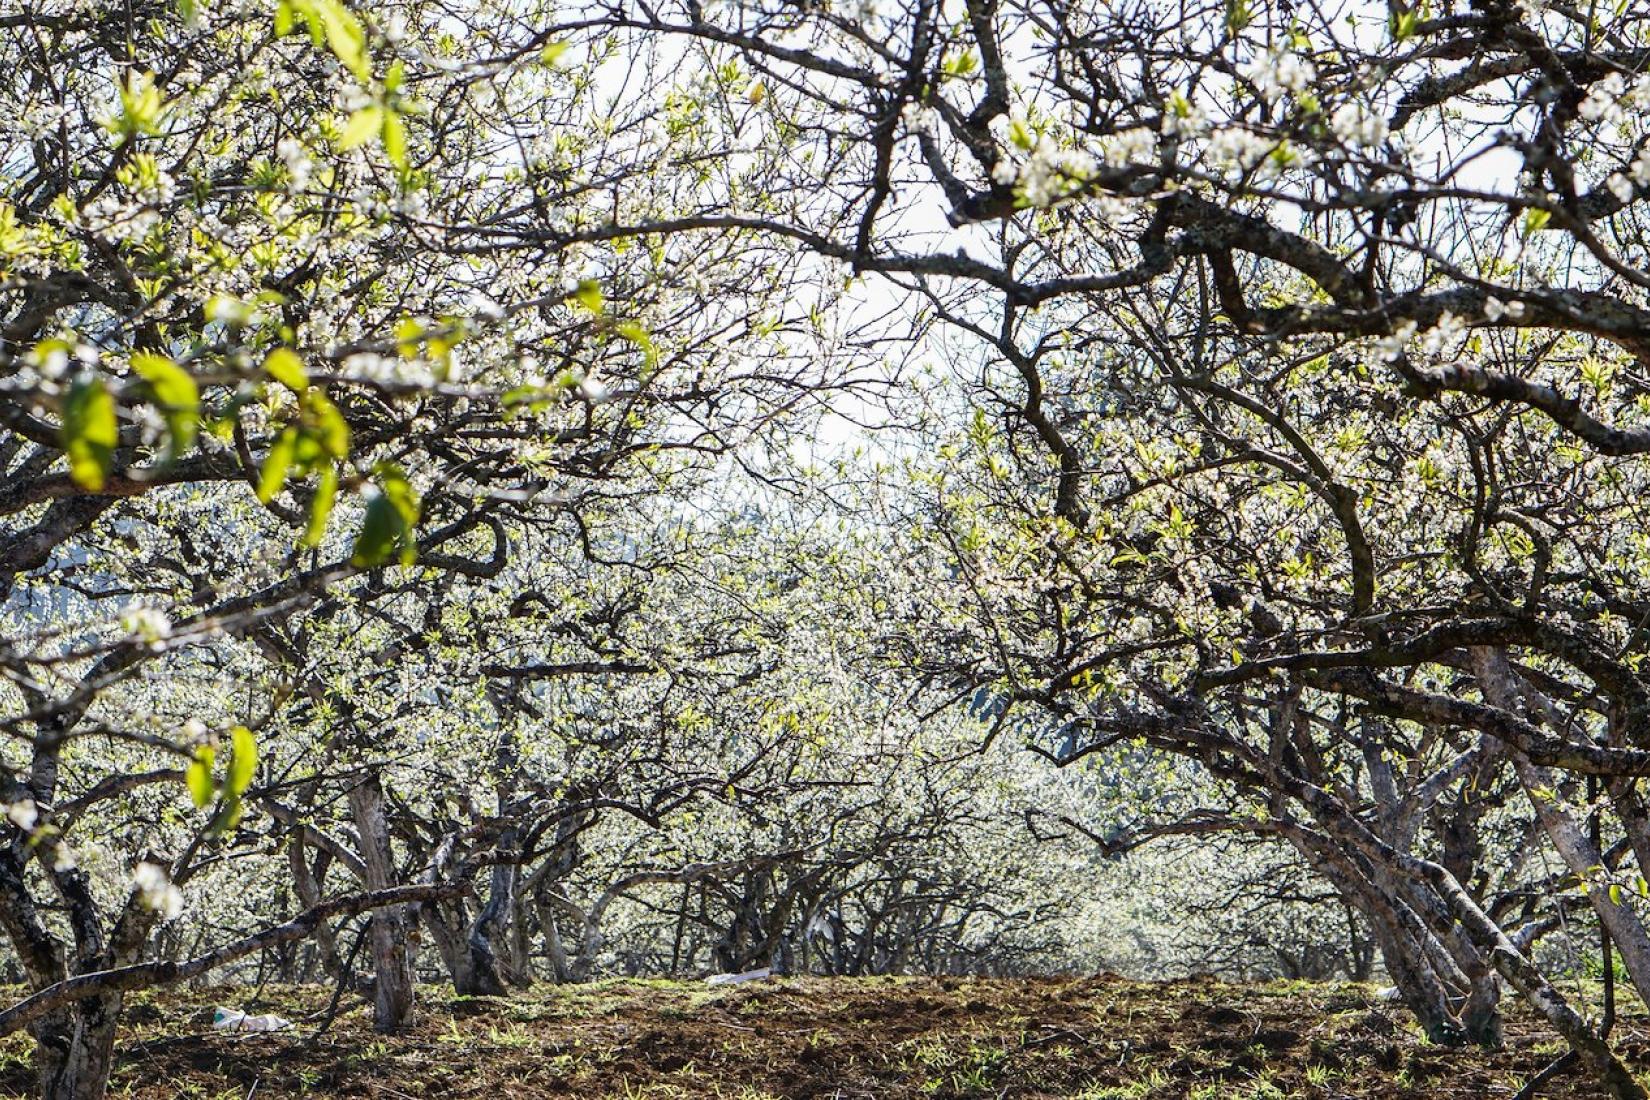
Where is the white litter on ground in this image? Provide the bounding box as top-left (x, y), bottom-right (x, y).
top-left (705, 967), bottom-right (771, 986)
top-left (212, 1007), bottom-right (292, 1032)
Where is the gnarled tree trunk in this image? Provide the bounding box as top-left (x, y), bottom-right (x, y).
top-left (349, 773), bottom-right (416, 1031)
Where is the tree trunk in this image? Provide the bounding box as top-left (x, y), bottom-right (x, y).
top-left (1473, 649), bottom-right (1650, 1010)
top-left (33, 996), bottom-right (119, 1100)
top-left (423, 898), bottom-right (472, 992)
top-left (1420, 858), bottom-right (1645, 1100)
top-left (537, 899), bottom-right (573, 984)
top-left (455, 856), bottom-right (515, 996)
top-left (287, 838), bottom-right (344, 983)
top-left (349, 773), bottom-right (416, 1031)
top-left (506, 893), bottom-right (534, 987)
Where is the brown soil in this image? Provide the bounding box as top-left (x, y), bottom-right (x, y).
top-left (1, 975), bottom-right (1643, 1098)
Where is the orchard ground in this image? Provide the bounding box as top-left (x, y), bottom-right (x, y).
top-left (0, 976), bottom-right (1638, 1099)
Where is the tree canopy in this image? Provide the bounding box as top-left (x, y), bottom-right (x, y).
top-left (9, 0), bottom-right (1650, 1097)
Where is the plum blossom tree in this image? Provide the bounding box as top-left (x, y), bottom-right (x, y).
top-left (531, 0), bottom-right (1650, 1094)
top-left (14, 0), bottom-right (1650, 1098)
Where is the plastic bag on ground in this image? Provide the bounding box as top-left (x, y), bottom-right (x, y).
top-left (705, 967), bottom-right (771, 986)
top-left (212, 1006), bottom-right (292, 1032)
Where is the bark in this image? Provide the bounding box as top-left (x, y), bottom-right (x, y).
top-left (348, 774), bottom-right (417, 1031)
top-left (1282, 821), bottom-right (1472, 1044)
top-left (422, 900), bottom-right (472, 992)
top-left (455, 835), bottom-right (518, 996)
top-left (33, 998), bottom-right (119, 1100)
top-left (506, 893), bottom-right (534, 988)
top-left (537, 899), bottom-right (573, 984)
top-left (1513, 757), bottom-right (1650, 1005)
top-left (1473, 649), bottom-right (1650, 1010)
top-left (1421, 861), bottom-right (1645, 1100)
top-left (287, 838), bottom-right (344, 982)
top-left (0, 885), bottom-right (460, 1038)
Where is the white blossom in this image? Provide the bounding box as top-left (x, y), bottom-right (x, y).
top-left (120, 606), bottom-right (173, 645)
top-left (899, 101), bottom-right (938, 135)
top-left (577, 371), bottom-right (609, 402)
top-left (1376, 320), bottom-right (1418, 361)
top-left (5, 799), bottom-right (39, 831)
top-left (1579, 73), bottom-right (1628, 124)
top-left (1160, 97), bottom-right (1207, 139)
top-left (1329, 101), bottom-right (1388, 149)
top-left (1241, 47), bottom-right (1316, 105)
top-left (132, 862), bottom-right (185, 920)
top-left (1103, 127), bottom-right (1156, 168)
top-left (1630, 149), bottom-right (1650, 187)
top-left (277, 138), bottom-right (313, 193)
top-left (1207, 127), bottom-right (1275, 172)
top-left (1419, 311), bottom-right (1469, 357)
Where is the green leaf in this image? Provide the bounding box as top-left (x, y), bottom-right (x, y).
top-left (380, 464), bottom-right (419, 527)
top-left (107, 71), bottom-right (166, 138)
top-left (1522, 207), bottom-right (1551, 238)
top-left (291, 0), bottom-right (372, 82)
top-left (571, 279), bottom-right (604, 314)
top-left (62, 376), bottom-right (118, 491)
top-left (539, 41), bottom-right (571, 67)
top-left (205, 294), bottom-right (254, 327)
top-left (351, 465), bottom-right (420, 567)
top-left (130, 352), bottom-right (199, 460)
top-left (381, 108), bottom-right (407, 170)
top-left (1611, 883), bottom-right (1625, 906)
top-left (1390, 4), bottom-right (1418, 40)
top-left (615, 320), bottom-right (658, 369)
top-left (257, 428), bottom-right (297, 504)
top-left (210, 794), bottom-right (244, 836)
top-left (302, 390), bottom-right (351, 460)
top-left (227, 726), bottom-right (257, 796)
top-left (185, 745), bottom-right (216, 808)
top-left (303, 464), bottom-right (339, 547)
top-left (352, 492), bottom-right (401, 567)
top-left (395, 316), bottom-right (424, 359)
top-left (264, 347), bottom-right (309, 391)
top-left (340, 105), bottom-right (383, 150)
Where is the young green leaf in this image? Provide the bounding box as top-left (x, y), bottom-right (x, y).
top-left (257, 428), bottom-right (297, 504)
top-left (351, 466), bottom-right (420, 567)
top-left (381, 108), bottom-right (407, 170)
top-left (303, 464), bottom-right (339, 547)
top-left (208, 794), bottom-right (244, 837)
top-left (301, 390), bottom-right (351, 460)
top-left (227, 726), bottom-right (257, 796)
top-left (340, 105), bottom-right (383, 150)
top-left (63, 376), bottom-right (119, 491)
top-left (572, 279), bottom-right (604, 314)
top-left (130, 352), bottom-right (200, 460)
top-left (185, 745), bottom-right (216, 808)
top-left (264, 347), bottom-right (309, 391)
top-left (615, 320), bottom-right (658, 370)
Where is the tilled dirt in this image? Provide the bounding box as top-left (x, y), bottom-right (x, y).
top-left (1, 975), bottom-right (1643, 1098)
